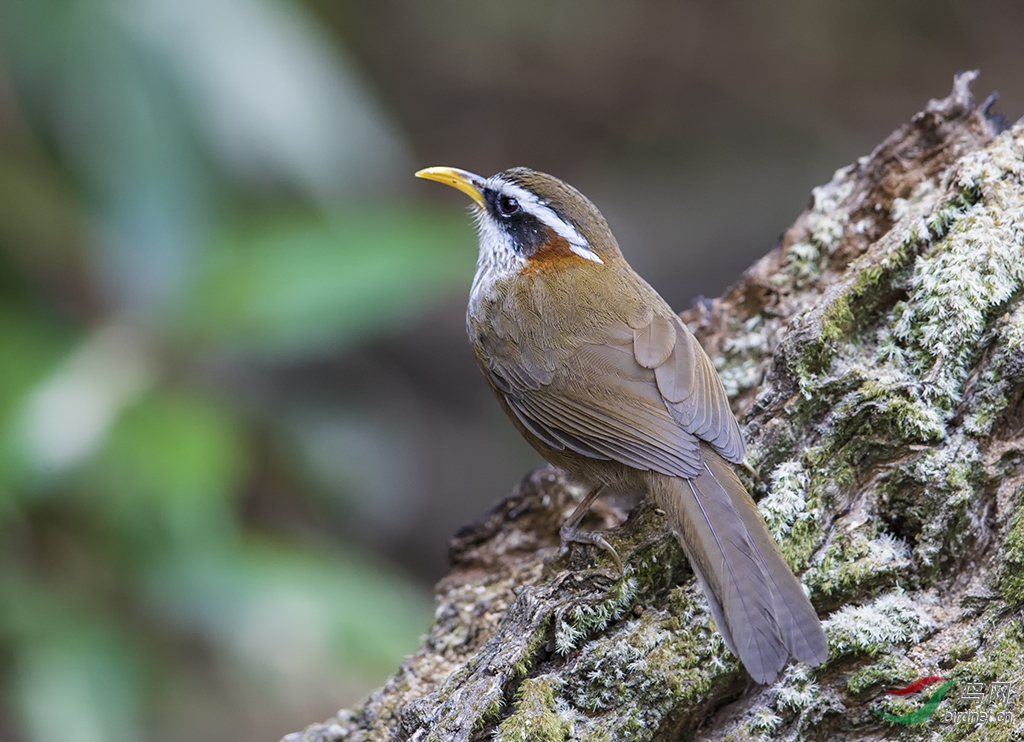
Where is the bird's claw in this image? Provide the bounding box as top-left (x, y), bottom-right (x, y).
top-left (559, 522), bottom-right (623, 574)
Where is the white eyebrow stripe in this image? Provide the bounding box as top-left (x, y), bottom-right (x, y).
top-left (566, 243), bottom-right (604, 263)
top-left (488, 178), bottom-right (604, 264)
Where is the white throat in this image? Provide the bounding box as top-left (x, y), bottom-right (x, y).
top-left (469, 210), bottom-right (524, 307)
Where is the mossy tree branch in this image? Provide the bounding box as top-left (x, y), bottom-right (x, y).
top-left (285, 72), bottom-right (1024, 742)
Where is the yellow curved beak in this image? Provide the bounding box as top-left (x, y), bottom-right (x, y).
top-left (415, 167), bottom-right (486, 209)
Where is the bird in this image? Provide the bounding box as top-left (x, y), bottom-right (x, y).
top-left (415, 165), bottom-right (828, 684)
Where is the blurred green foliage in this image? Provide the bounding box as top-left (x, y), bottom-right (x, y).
top-left (184, 210), bottom-right (471, 354)
top-left (0, 0), bottom-right (469, 739)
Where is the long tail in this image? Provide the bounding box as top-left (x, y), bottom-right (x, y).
top-left (648, 444), bottom-right (828, 683)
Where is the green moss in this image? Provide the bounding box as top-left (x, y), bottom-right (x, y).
top-left (785, 374), bottom-right (945, 509)
top-left (778, 177), bottom-right (855, 289)
top-left (948, 637), bottom-right (981, 665)
top-left (964, 304), bottom-right (1024, 437)
top-left (494, 676), bottom-right (571, 742)
top-left (849, 238), bottom-right (912, 297)
top-left (863, 379), bottom-right (945, 441)
top-left (846, 654), bottom-right (918, 696)
top-left (715, 315), bottom-right (772, 397)
top-left (805, 533), bottom-right (911, 600)
top-left (726, 704), bottom-right (784, 742)
top-left (819, 294), bottom-right (854, 345)
top-left (789, 334), bottom-right (839, 389)
top-left (783, 219), bottom-right (919, 390)
top-left (784, 241), bottom-right (823, 286)
top-left (825, 591), bottom-right (931, 659)
top-left (826, 374), bottom-right (945, 445)
top-left (552, 517), bottom-right (689, 657)
top-left (505, 520), bottom-right (710, 739)
top-left (514, 615), bottom-right (554, 680)
top-left (759, 460), bottom-right (823, 571)
top-left (780, 160), bottom-right (1023, 556)
top-left (747, 707), bottom-right (783, 738)
top-left (896, 436), bottom-right (984, 571)
top-left (555, 575), bottom-right (638, 655)
top-left (923, 202), bottom-right (963, 240)
top-left (932, 619), bottom-right (1024, 742)
top-left (473, 695), bottom-right (507, 736)
top-left (564, 584), bottom-right (730, 738)
top-left (774, 665), bottom-right (820, 713)
top-left (801, 444), bottom-right (855, 493)
top-left (915, 180), bottom-right (983, 244)
top-left (717, 358), bottom-right (761, 398)
top-left (998, 490), bottom-right (1024, 605)
top-left (887, 192), bottom-right (1024, 417)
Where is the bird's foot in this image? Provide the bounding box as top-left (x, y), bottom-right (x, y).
top-left (559, 521), bottom-right (623, 574)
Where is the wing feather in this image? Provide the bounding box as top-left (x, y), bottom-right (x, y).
top-left (655, 319), bottom-right (746, 463)
top-left (482, 308), bottom-right (745, 477)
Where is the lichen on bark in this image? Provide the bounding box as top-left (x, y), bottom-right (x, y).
top-left (284, 72), bottom-right (1024, 742)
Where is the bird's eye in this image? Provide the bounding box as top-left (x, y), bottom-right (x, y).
top-left (497, 195), bottom-right (520, 216)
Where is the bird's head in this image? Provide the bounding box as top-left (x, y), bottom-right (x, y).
top-left (416, 166), bottom-right (623, 275)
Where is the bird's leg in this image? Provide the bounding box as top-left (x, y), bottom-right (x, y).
top-left (559, 485), bottom-right (622, 573)
top-left (741, 459), bottom-right (762, 486)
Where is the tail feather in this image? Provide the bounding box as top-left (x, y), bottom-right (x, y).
top-left (703, 446), bottom-right (829, 667)
top-left (650, 446), bottom-right (827, 683)
top-left (652, 469), bottom-right (787, 683)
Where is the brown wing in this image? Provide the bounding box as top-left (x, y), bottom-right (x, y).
top-left (483, 311), bottom-right (745, 479)
top-left (647, 315), bottom-right (746, 464)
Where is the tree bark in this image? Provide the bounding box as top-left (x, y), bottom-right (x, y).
top-left (284, 72), bottom-right (1024, 742)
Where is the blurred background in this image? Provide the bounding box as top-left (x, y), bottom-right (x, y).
top-left (0, 1), bottom-right (1021, 740)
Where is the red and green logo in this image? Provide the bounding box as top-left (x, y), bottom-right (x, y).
top-left (874, 675), bottom-right (955, 724)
